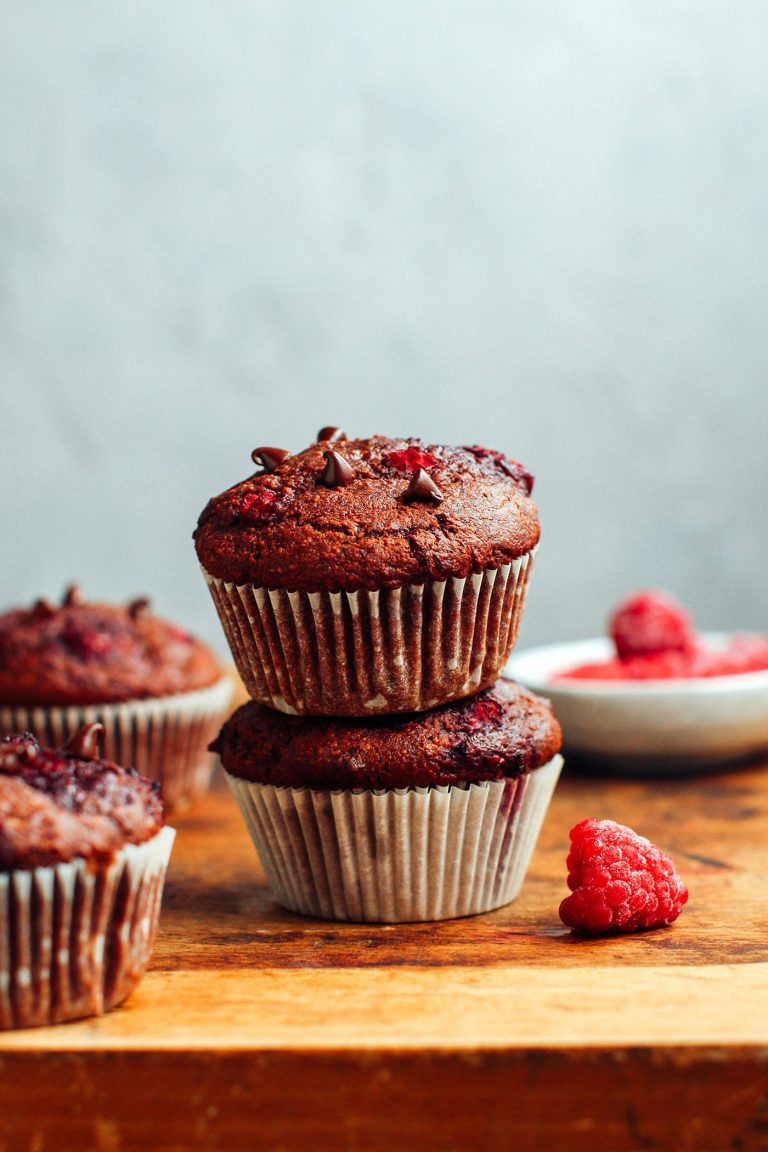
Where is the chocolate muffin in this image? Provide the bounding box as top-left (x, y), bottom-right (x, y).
top-left (0, 587), bottom-right (233, 809)
top-left (215, 678), bottom-right (560, 789)
top-left (214, 680), bottom-right (563, 922)
top-left (195, 431), bottom-right (540, 716)
top-left (0, 724), bottom-right (175, 1030)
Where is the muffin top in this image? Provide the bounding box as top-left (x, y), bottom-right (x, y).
top-left (212, 679), bottom-right (561, 790)
top-left (0, 725), bottom-right (164, 870)
top-left (194, 431), bottom-right (539, 591)
top-left (0, 586), bottom-right (222, 707)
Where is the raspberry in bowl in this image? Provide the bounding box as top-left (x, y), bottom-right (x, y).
top-left (0, 587), bottom-right (233, 809)
top-left (211, 679), bottom-right (562, 922)
top-left (608, 590), bottom-right (697, 663)
top-left (557, 590), bottom-right (768, 682)
top-left (194, 430), bottom-right (540, 717)
top-left (505, 590), bottom-right (768, 773)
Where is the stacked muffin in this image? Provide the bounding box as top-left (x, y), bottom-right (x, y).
top-left (195, 431), bottom-right (562, 922)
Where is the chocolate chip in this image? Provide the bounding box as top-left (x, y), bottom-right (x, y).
top-left (404, 469), bottom-right (444, 503)
top-left (317, 426), bottom-right (347, 443)
top-left (62, 585), bottom-right (83, 608)
top-left (0, 736), bottom-right (41, 770)
top-left (31, 598), bottom-right (56, 619)
top-left (127, 597), bottom-right (151, 620)
top-left (251, 447), bottom-right (290, 473)
top-left (63, 722), bottom-right (105, 761)
top-left (322, 450), bottom-right (354, 487)
top-left (16, 739), bottom-right (39, 764)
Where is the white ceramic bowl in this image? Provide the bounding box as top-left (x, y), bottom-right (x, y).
top-left (505, 635), bottom-right (768, 774)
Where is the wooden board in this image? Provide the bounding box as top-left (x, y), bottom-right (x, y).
top-left (2, 754), bottom-right (768, 1152)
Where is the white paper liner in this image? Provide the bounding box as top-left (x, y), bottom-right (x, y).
top-left (0, 677), bottom-right (233, 810)
top-left (227, 755), bottom-right (562, 922)
top-left (203, 551), bottom-right (535, 716)
top-left (0, 826), bottom-right (175, 1031)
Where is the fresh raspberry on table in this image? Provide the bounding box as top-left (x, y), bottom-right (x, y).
top-left (559, 819), bottom-right (688, 935)
top-left (609, 589), bottom-right (696, 660)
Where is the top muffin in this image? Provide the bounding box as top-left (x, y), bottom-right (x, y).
top-left (0, 587), bottom-right (222, 707)
top-left (194, 433), bottom-right (539, 591)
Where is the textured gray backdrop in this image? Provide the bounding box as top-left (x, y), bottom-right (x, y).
top-left (1, 2), bottom-right (766, 655)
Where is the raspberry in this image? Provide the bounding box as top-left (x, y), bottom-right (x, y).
top-left (238, 490), bottom-right (280, 526)
top-left (559, 819), bottom-right (688, 935)
top-left (609, 589), bottom-right (695, 660)
top-left (383, 447), bottom-right (440, 472)
top-left (556, 649), bottom-right (694, 682)
top-left (465, 698), bottom-right (503, 728)
top-left (167, 625), bottom-right (193, 644)
top-left (62, 629), bottom-right (113, 659)
top-left (693, 634), bottom-right (768, 677)
top-left (463, 445), bottom-right (534, 495)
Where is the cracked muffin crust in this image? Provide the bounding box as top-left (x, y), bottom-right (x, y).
top-left (0, 587), bottom-right (222, 707)
top-left (0, 726), bottom-right (164, 870)
top-left (194, 434), bottom-right (539, 592)
top-left (212, 678), bottom-right (561, 790)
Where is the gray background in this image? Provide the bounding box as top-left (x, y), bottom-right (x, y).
top-left (1, 1), bottom-right (766, 655)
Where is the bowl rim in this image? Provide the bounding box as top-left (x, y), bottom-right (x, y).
top-left (504, 633), bottom-right (768, 698)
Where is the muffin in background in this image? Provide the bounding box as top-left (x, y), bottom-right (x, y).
top-left (212, 679), bottom-right (562, 923)
top-left (0, 723), bottom-right (175, 1030)
top-left (195, 432), bottom-right (539, 717)
top-left (0, 586), bottom-right (233, 809)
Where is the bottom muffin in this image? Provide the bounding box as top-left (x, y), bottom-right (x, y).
top-left (212, 680), bottom-right (562, 922)
top-left (0, 724), bottom-right (174, 1029)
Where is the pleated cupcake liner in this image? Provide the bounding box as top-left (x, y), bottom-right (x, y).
top-left (202, 551), bottom-right (535, 716)
top-left (227, 755), bottom-right (562, 922)
top-left (0, 825), bottom-right (175, 1031)
top-left (0, 677), bottom-right (234, 810)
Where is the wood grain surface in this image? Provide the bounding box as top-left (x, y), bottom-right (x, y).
top-left (2, 753), bottom-right (767, 1152)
